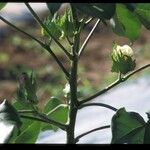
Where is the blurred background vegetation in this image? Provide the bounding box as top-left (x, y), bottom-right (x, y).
top-left (0, 3), bottom-right (150, 109)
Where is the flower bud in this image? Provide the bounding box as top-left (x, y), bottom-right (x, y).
top-left (41, 9), bottom-right (74, 40)
top-left (17, 72), bottom-right (38, 105)
top-left (63, 83), bottom-right (70, 98)
top-left (111, 43), bottom-right (136, 74)
top-left (116, 45), bottom-right (134, 57)
top-left (41, 18), bottom-right (62, 40)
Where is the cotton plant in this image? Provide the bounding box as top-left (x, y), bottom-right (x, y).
top-left (0, 3), bottom-right (150, 144)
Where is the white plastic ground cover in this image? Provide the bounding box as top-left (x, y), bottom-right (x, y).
top-left (37, 76), bottom-right (150, 144)
top-left (0, 122), bottom-right (14, 143)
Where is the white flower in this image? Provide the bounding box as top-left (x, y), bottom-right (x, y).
top-left (111, 43), bottom-right (136, 74)
top-left (63, 83), bottom-right (70, 96)
top-left (116, 45), bottom-right (134, 57)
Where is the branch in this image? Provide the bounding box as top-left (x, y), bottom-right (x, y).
top-left (0, 16), bottom-right (69, 78)
top-left (75, 125), bottom-right (110, 143)
top-left (79, 63), bottom-right (150, 105)
top-left (123, 63), bottom-right (150, 80)
top-left (0, 16), bottom-right (45, 47)
top-left (25, 3), bottom-right (72, 60)
top-left (20, 114), bottom-right (47, 122)
top-left (85, 17), bottom-right (94, 25)
top-left (78, 103), bottom-right (117, 112)
top-left (45, 45), bottom-right (70, 78)
top-left (20, 114), bottom-right (67, 131)
top-left (78, 19), bottom-right (101, 57)
top-left (66, 36), bottom-right (73, 46)
top-left (79, 78), bottom-right (121, 105)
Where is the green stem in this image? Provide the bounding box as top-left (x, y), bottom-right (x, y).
top-left (85, 17), bottom-right (94, 25)
top-left (20, 114), bottom-right (67, 131)
top-left (69, 4), bottom-right (80, 107)
top-left (79, 78), bottom-right (121, 105)
top-left (0, 16), bottom-right (44, 47)
top-left (66, 6), bottom-right (80, 144)
top-left (20, 114), bottom-right (47, 123)
top-left (75, 125), bottom-right (110, 143)
top-left (70, 4), bottom-right (78, 31)
top-left (66, 36), bottom-right (73, 46)
top-left (45, 45), bottom-right (70, 78)
top-left (123, 64), bottom-right (150, 80)
top-left (78, 19), bottom-right (101, 57)
top-left (18, 103), bottom-right (68, 131)
top-left (66, 107), bottom-right (78, 143)
top-left (118, 72), bottom-right (122, 80)
top-left (25, 3), bottom-right (72, 60)
top-left (66, 52), bottom-right (78, 144)
top-left (78, 103), bottom-right (117, 112)
top-left (79, 63), bottom-right (150, 105)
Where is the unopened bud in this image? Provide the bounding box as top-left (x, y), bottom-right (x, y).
top-left (63, 83), bottom-right (70, 98)
top-left (111, 44), bottom-right (136, 74)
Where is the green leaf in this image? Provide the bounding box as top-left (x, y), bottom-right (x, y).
top-left (111, 54), bottom-right (136, 75)
top-left (42, 104), bottom-right (69, 131)
top-left (41, 98), bottom-right (65, 132)
top-left (41, 17), bottom-right (62, 40)
top-left (124, 3), bottom-right (136, 12)
top-left (9, 118), bottom-right (33, 143)
top-left (111, 108), bottom-right (145, 144)
top-left (111, 4), bottom-right (141, 42)
top-left (110, 15), bottom-right (125, 36)
top-left (57, 9), bottom-right (75, 38)
top-left (25, 72), bottom-right (38, 104)
top-left (0, 3), bottom-right (7, 10)
top-left (13, 100), bottom-right (33, 131)
top-left (17, 72), bottom-right (38, 105)
top-left (13, 121), bottom-right (41, 143)
top-left (73, 3), bottom-right (116, 20)
top-left (13, 100), bottom-right (33, 110)
top-left (10, 101), bottom-right (38, 143)
top-left (0, 99), bottom-right (22, 143)
top-left (43, 97), bottom-right (61, 114)
top-left (111, 43), bottom-right (136, 74)
top-left (42, 9), bottom-right (75, 40)
top-left (111, 108), bottom-right (150, 144)
top-left (46, 3), bottom-right (62, 15)
top-left (47, 104), bottom-right (69, 124)
top-left (135, 3), bottom-right (150, 30)
top-left (41, 97), bottom-right (61, 131)
top-left (144, 122), bottom-right (150, 144)
top-left (40, 122), bottom-right (54, 132)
